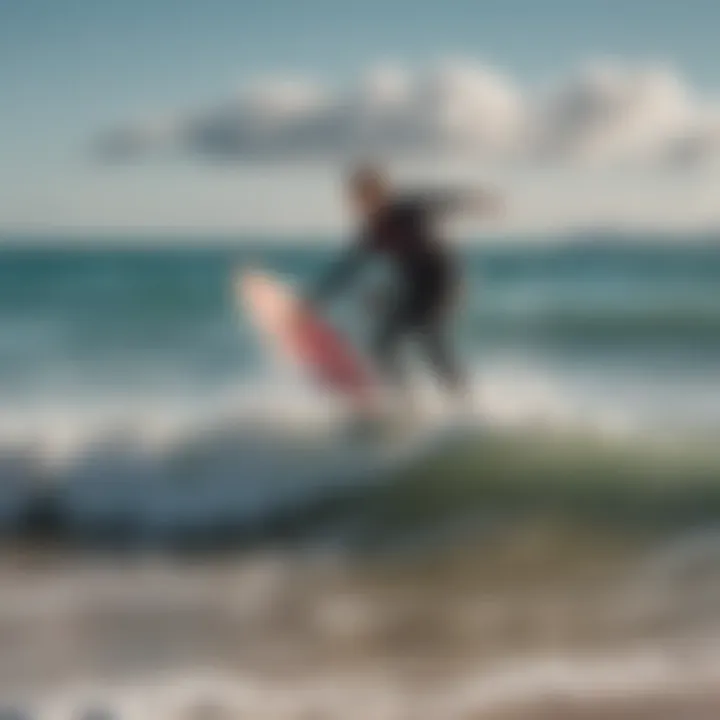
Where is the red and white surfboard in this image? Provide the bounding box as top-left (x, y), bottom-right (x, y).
top-left (238, 270), bottom-right (376, 405)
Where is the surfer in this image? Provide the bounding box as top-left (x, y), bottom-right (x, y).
top-left (303, 165), bottom-right (502, 413)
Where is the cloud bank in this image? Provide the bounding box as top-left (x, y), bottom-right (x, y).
top-left (97, 59), bottom-right (720, 170)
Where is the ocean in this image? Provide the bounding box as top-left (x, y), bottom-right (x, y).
top-left (1, 235), bottom-right (720, 718)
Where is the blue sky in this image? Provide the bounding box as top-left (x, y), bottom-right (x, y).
top-left (2, 0), bottom-right (720, 234)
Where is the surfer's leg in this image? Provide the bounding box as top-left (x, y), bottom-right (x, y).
top-left (371, 308), bottom-right (407, 389)
top-left (420, 319), bottom-right (466, 394)
top-left (415, 283), bottom-right (469, 404)
top-left (371, 297), bottom-right (426, 422)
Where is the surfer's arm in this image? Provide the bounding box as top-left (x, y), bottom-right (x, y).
top-left (305, 237), bottom-right (370, 306)
top-left (421, 187), bottom-right (504, 218)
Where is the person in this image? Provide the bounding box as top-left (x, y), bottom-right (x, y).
top-left (303, 165), bottom-right (502, 418)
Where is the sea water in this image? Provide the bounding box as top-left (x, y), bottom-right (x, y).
top-left (1, 234), bottom-right (719, 718)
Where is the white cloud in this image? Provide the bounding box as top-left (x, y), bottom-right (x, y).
top-left (63, 59), bottom-right (720, 234)
top-left (419, 61), bottom-right (525, 155)
top-left (98, 60), bottom-right (525, 163)
top-left (533, 62), bottom-right (694, 166)
top-left (98, 58), bottom-right (720, 171)
top-left (666, 109), bottom-right (720, 167)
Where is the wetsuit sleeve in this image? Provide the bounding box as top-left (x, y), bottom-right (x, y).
top-left (304, 234), bottom-right (371, 306)
top-left (419, 190), bottom-right (475, 216)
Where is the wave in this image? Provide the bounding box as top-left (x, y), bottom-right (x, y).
top-left (16, 646), bottom-right (720, 719)
top-left (466, 303), bottom-right (720, 344)
top-left (5, 532), bottom-right (720, 715)
top-left (1, 377), bottom-right (718, 552)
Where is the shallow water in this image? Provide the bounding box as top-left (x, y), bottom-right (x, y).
top-left (3, 535), bottom-right (720, 717)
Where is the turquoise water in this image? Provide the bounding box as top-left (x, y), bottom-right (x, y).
top-left (0, 235), bottom-right (719, 546)
top-left (2, 237), bottom-right (719, 405)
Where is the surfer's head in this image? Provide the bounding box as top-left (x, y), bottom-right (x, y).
top-left (348, 164), bottom-right (389, 215)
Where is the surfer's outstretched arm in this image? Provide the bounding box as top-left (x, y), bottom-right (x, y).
top-left (305, 236), bottom-right (370, 306)
top-left (422, 187), bottom-right (504, 218)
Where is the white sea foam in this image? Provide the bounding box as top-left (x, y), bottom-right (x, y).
top-left (0, 364), bottom-right (712, 545)
top-left (10, 644), bottom-right (718, 719)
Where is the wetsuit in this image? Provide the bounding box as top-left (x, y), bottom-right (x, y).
top-left (307, 193), bottom-right (466, 391)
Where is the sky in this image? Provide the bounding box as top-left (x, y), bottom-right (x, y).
top-left (2, 0), bottom-right (720, 236)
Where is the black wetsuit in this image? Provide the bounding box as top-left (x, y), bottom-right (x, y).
top-left (308, 194), bottom-right (466, 391)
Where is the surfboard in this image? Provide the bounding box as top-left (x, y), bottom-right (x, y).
top-left (237, 270), bottom-right (376, 406)
top-left (236, 269), bottom-right (475, 464)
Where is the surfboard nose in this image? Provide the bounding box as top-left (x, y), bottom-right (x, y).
top-left (238, 270), bottom-right (376, 404)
